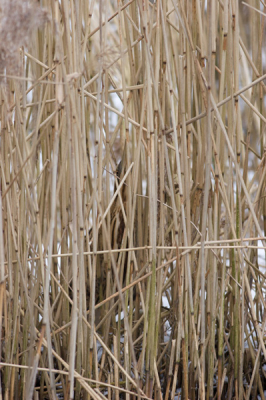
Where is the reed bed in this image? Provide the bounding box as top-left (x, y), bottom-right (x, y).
top-left (0, 0), bottom-right (266, 399)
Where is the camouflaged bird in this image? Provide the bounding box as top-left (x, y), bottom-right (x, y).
top-left (88, 159), bottom-right (128, 319)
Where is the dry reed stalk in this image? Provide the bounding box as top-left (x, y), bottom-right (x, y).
top-left (0, 0), bottom-right (266, 399)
